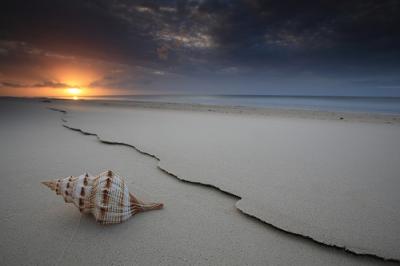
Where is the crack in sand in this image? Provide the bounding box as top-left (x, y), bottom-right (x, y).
top-left (47, 106), bottom-right (399, 263)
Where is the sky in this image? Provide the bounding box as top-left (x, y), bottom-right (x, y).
top-left (0, 0), bottom-right (400, 97)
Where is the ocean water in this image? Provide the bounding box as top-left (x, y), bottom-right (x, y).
top-left (79, 95), bottom-right (400, 114)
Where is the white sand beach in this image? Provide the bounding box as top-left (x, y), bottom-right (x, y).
top-left (0, 98), bottom-right (399, 265)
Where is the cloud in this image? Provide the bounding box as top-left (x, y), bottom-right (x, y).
top-left (0, 48), bottom-right (8, 56)
top-left (0, 40), bottom-right (77, 62)
top-left (156, 30), bottom-right (215, 49)
top-left (157, 45), bottom-right (170, 60)
top-left (217, 66), bottom-right (240, 74)
top-left (0, 81), bottom-right (70, 89)
top-left (153, 70), bottom-right (165, 75)
top-left (1, 0), bottom-right (400, 96)
top-left (2, 0), bottom-right (399, 72)
top-left (134, 6), bottom-right (154, 13)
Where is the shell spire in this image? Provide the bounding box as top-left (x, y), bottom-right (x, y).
top-left (130, 193), bottom-right (164, 212)
top-left (41, 170), bottom-right (163, 224)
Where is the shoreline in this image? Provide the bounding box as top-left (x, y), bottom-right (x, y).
top-left (3, 96), bottom-right (400, 124)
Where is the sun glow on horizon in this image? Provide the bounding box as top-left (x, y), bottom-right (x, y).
top-left (66, 87), bottom-right (82, 100)
top-left (67, 87), bottom-right (81, 95)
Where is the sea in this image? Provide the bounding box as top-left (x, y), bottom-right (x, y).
top-left (73, 95), bottom-right (400, 114)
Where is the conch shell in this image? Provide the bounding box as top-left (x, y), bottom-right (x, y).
top-left (42, 170), bottom-right (163, 224)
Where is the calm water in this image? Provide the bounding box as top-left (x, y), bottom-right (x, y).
top-left (78, 95), bottom-right (400, 114)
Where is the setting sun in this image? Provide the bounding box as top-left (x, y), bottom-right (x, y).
top-left (67, 88), bottom-right (81, 95)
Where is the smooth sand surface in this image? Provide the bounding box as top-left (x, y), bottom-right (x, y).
top-left (49, 99), bottom-right (400, 260)
top-left (0, 98), bottom-right (398, 265)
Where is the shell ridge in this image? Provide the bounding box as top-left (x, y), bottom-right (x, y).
top-left (42, 171), bottom-right (163, 224)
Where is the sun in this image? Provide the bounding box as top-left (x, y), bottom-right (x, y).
top-left (67, 88), bottom-right (81, 95)
top-left (66, 87), bottom-right (82, 100)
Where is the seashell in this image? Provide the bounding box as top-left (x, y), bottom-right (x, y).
top-left (42, 170), bottom-right (163, 224)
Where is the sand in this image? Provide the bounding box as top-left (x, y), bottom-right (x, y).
top-left (0, 98), bottom-right (399, 265)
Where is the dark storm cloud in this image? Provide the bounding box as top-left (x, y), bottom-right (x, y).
top-left (197, 0), bottom-right (400, 68)
top-left (1, 0), bottom-right (153, 63)
top-left (1, 0), bottom-right (400, 95)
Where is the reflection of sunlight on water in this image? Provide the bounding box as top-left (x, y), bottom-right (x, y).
top-left (73, 96), bottom-right (78, 100)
